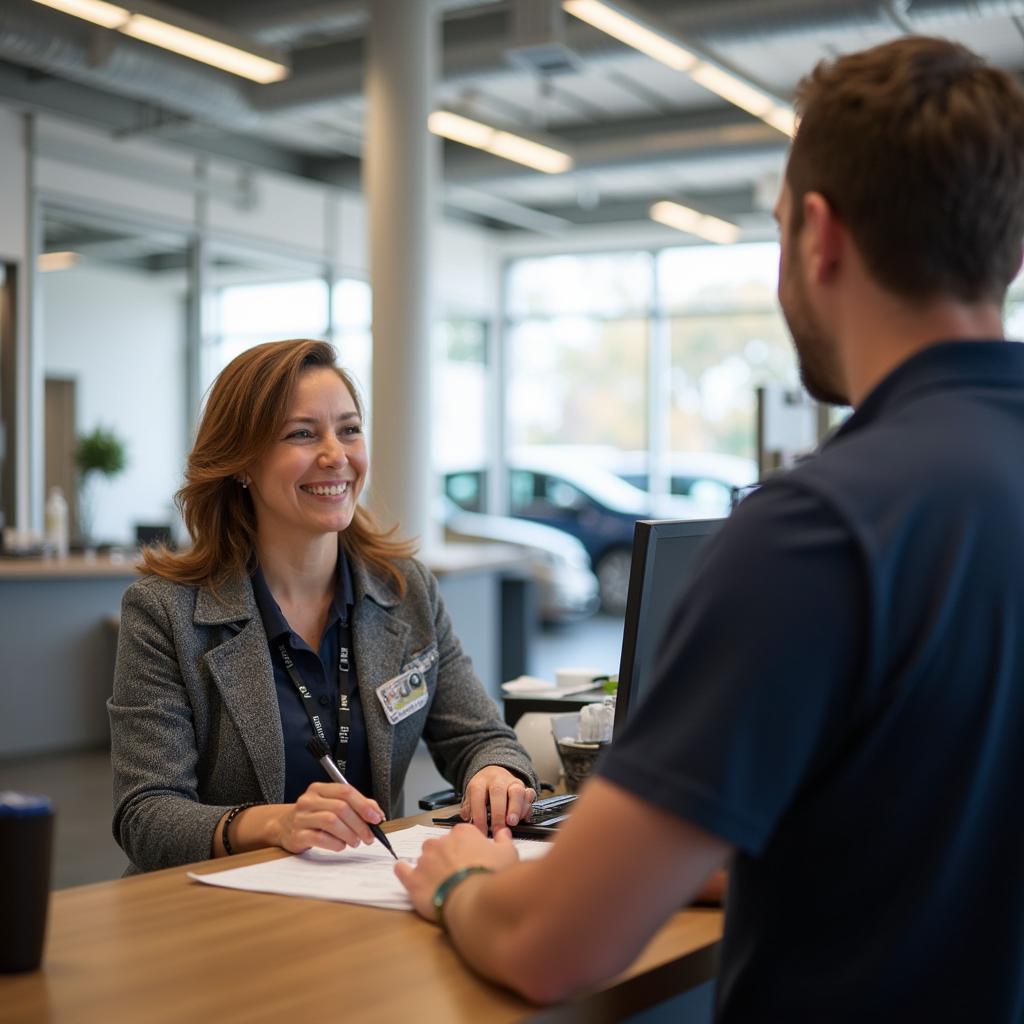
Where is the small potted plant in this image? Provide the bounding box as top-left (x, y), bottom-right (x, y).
top-left (75, 425), bottom-right (128, 547)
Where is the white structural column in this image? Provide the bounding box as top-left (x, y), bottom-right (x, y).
top-left (364, 0), bottom-right (439, 548)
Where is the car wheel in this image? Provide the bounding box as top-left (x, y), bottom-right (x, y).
top-left (595, 547), bottom-right (632, 616)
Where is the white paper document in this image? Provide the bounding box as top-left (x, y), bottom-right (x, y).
top-left (188, 825), bottom-right (551, 911)
top-left (501, 675), bottom-right (602, 697)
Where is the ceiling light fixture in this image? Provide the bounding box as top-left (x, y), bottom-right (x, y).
top-left (32, 0), bottom-right (128, 30)
top-left (30, 0), bottom-right (289, 84)
top-left (37, 251), bottom-right (81, 273)
top-left (563, 0), bottom-right (796, 138)
top-left (428, 111), bottom-right (574, 174)
top-left (121, 15), bottom-right (287, 83)
top-left (649, 201), bottom-right (741, 245)
top-left (562, 0), bottom-right (695, 71)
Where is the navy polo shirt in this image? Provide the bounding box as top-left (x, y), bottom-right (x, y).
top-left (252, 550), bottom-right (372, 803)
top-left (600, 341), bottom-right (1024, 1021)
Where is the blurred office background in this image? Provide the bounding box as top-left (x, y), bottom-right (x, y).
top-left (1, 0), bottom-right (1024, 887)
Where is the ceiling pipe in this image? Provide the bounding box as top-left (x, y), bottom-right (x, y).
top-left (0, 0), bottom-right (260, 126)
top-left (5, 0), bottom-right (1022, 128)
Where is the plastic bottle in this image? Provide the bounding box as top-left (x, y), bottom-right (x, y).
top-left (45, 486), bottom-right (70, 559)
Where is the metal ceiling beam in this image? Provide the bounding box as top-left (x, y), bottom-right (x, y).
top-left (308, 105), bottom-right (784, 190)
top-left (444, 185), bottom-right (573, 233)
top-left (213, 0), bottom-right (505, 45)
top-left (532, 185), bottom-right (759, 226)
top-left (444, 119), bottom-right (784, 185)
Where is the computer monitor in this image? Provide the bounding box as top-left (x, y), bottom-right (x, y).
top-left (613, 518), bottom-right (725, 738)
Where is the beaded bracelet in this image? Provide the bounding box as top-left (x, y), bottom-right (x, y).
top-left (222, 801), bottom-right (263, 856)
top-left (432, 865), bottom-right (494, 929)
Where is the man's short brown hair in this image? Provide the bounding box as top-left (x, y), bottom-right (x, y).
top-left (786, 36), bottom-right (1024, 304)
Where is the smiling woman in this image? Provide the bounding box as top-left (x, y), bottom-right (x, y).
top-left (109, 339), bottom-right (538, 874)
top-left (246, 368), bottom-right (368, 560)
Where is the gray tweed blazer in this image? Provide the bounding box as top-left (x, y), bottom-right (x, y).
top-left (108, 556), bottom-right (537, 873)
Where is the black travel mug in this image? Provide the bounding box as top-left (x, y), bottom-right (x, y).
top-left (0, 792), bottom-right (54, 972)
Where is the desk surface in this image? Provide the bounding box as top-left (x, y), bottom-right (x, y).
top-left (0, 811), bottom-right (722, 1023)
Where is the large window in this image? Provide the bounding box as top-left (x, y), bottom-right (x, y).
top-left (332, 277), bottom-right (373, 408)
top-left (506, 317), bottom-right (648, 451)
top-left (202, 264), bottom-right (376, 422)
top-left (201, 247), bottom-right (329, 396)
top-left (504, 244), bottom-right (797, 510)
top-left (507, 252), bottom-right (653, 319)
top-left (660, 243), bottom-right (797, 460)
top-left (435, 319), bottom-right (489, 470)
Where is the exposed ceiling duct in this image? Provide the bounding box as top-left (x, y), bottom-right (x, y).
top-left (0, 0), bottom-right (259, 127)
top-left (655, 0), bottom-right (1024, 44)
top-left (2, 0), bottom-right (1023, 233)
top-left (5, 0), bottom-right (1022, 129)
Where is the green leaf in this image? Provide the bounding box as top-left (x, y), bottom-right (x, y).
top-left (75, 426), bottom-right (128, 479)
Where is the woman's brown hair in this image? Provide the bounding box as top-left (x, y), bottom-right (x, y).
top-left (142, 339), bottom-right (416, 594)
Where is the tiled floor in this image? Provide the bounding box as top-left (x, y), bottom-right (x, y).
top-left (0, 614), bottom-right (625, 890)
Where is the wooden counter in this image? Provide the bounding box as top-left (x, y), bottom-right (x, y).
top-left (0, 544), bottom-right (524, 580)
top-left (0, 554), bottom-right (140, 579)
top-left (0, 811), bottom-right (722, 1023)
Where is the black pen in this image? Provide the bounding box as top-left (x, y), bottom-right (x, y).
top-left (305, 737), bottom-right (397, 860)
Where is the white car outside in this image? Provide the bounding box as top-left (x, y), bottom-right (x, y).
top-left (441, 500), bottom-right (599, 622)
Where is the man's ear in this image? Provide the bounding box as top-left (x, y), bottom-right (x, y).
top-left (802, 192), bottom-right (844, 284)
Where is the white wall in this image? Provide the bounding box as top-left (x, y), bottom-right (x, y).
top-left (42, 264), bottom-right (187, 544)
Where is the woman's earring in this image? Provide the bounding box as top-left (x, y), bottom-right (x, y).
top-left (238, 477), bottom-right (249, 489)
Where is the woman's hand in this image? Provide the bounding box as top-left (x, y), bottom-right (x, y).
top-left (272, 781), bottom-right (386, 854)
top-left (395, 823), bottom-right (519, 922)
top-left (459, 766), bottom-right (536, 840)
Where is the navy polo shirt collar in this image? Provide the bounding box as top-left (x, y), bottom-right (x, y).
top-left (833, 339), bottom-right (1024, 444)
top-left (251, 543), bottom-right (356, 645)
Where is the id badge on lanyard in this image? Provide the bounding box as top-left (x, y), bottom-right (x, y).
top-left (279, 620), bottom-right (353, 774)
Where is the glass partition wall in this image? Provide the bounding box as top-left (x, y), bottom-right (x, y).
top-left (497, 243), bottom-right (798, 527)
top-left (202, 246), bottom-right (331, 395)
top-left (40, 208), bottom-right (191, 547)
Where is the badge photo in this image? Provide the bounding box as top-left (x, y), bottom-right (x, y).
top-left (375, 668), bottom-right (429, 725)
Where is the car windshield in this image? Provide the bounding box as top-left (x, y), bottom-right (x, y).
top-left (515, 454), bottom-right (651, 514)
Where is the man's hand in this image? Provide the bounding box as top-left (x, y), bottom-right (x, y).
top-left (395, 823), bottom-right (520, 922)
top-left (460, 765), bottom-right (536, 840)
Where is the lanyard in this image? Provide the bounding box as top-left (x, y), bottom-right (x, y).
top-left (278, 619), bottom-right (353, 774)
